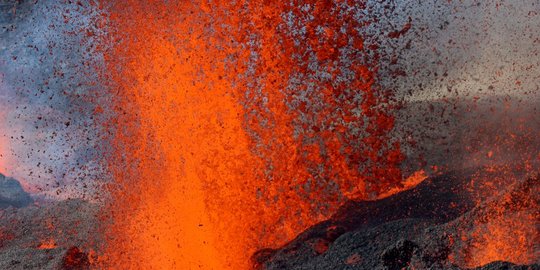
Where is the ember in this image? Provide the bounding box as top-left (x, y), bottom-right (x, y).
top-left (37, 239), bottom-right (57, 250)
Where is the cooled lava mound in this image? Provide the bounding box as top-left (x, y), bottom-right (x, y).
top-left (253, 168), bottom-right (539, 270)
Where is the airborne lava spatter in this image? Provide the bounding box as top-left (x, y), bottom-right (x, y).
top-left (100, 1), bottom-right (405, 269)
top-left (0, 0), bottom-right (537, 269)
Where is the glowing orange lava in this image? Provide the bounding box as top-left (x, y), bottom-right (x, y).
top-left (464, 211), bottom-right (538, 267)
top-left (100, 2), bottom-right (274, 268)
top-left (99, 1), bottom-right (405, 269)
top-left (376, 169), bottom-right (428, 199)
top-left (38, 239), bottom-right (57, 250)
top-left (451, 165), bottom-right (539, 268)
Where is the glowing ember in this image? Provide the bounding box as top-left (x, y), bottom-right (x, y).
top-left (377, 169), bottom-right (428, 199)
top-left (451, 169), bottom-right (539, 268)
top-left (37, 239), bottom-right (57, 250)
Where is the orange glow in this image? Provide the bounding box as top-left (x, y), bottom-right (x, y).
top-left (99, 1), bottom-right (404, 269)
top-left (450, 96), bottom-right (539, 267)
top-left (102, 35), bottom-right (254, 269)
top-left (100, 2), bottom-right (276, 268)
top-left (377, 169), bottom-right (428, 199)
top-left (0, 138), bottom-right (8, 174)
top-left (463, 211), bottom-right (538, 267)
top-left (38, 239), bottom-right (57, 250)
top-left (452, 165), bottom-right (539, 267)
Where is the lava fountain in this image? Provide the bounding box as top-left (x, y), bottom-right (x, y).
top-left (0, 1), bottom-right (537, 269)
top-left (99, 1), bottom-right (404, 269)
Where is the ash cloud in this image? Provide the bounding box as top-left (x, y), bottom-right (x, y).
top-left (369, 0), bottom-right (540, 173)
top-left (0, 0), bottom-right (108, 201)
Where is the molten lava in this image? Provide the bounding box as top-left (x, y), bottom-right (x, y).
top-left (451, 166), bottom-right (539, 268)
top-left (376, 169), bottom-right (428, 199)
top-left (96, 1), bottom-right (538, 269)
top-left (100, 1), bottom-right (404, 269)
top-left (37, 239), bottom-right (57, 250)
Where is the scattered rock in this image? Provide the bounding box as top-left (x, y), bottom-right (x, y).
top-left (60, 246), bottom-right (90, 270)
top-left (345, 253), bottom-right (362, 265)
top-left (381, 239), bottom-right (418, 270)
top-left (0, 199), bottom-right (99, 269)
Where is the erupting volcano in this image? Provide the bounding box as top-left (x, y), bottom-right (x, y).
top-left (0, 0), bottom-right (538, 269)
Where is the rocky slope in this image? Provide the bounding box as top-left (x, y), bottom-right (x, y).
top-left (253, 169), bottom-right (539, 270)
top-left (0, 199), bottom-right (98, 269)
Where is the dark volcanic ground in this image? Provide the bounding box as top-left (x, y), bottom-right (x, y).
top-left (2, 171), bottom-right (538, 269)
top-left (0, 174), bottom-right (98, 270)
top-left (253, 168), bottom-right (540, 270)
